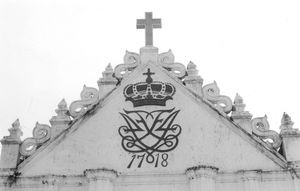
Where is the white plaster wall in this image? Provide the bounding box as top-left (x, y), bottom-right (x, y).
top-left (260, 180), bottom-right (294, 191)
top-left (215, 182), bottom-right (244, 191)
top-left (116, 183), bottom-right (188, 191)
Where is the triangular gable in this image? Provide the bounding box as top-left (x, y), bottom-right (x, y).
top-left (18, 62), bottom-right (287, 176)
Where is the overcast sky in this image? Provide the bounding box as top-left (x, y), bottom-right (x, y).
top-left (0, 0), bottom-right (299, 140)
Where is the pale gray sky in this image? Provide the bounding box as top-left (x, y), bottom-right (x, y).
top-left (0, 0), bottom-right (299, 140)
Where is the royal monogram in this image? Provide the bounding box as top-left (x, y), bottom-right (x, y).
top-left (119, 68), bottom-right (182, 168)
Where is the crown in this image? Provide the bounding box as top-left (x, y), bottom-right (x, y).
top-left (124, 68), bottom-right (176, 107)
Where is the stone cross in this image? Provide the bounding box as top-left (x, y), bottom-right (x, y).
top-left (137, 12), bottom-right (161, 46)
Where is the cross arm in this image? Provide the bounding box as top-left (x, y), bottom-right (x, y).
top-left (152, 19), bottom-right (162, 28)
top-left (136, 19), bottom-right (146, 29)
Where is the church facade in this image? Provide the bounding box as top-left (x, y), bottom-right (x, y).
top-left (1, 12), bottom-right (300, 191)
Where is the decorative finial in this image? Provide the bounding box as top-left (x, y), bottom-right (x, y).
top-left (98, 63), bottom-right (118, 88)
top-left (57, 99), bottom-right (67, 110)
top-left (137, 12), bottom-right (161, 46)
top-left (106, 63), bottom-right (113, 71)
top-left (102, 63), bottom-right (115, 80)
top-left (186, 61), bottom-right (201, 77)
top-left (187, 61), bottom-right (196, 70)
top-left (0, 119), bottom-right (23, 169)
top-left (231, 93), bottom-right (253, 133)
top-left (184, 61), bottom-right (203, 95)
top-left (50, 99), bottom-right (72, 127)
top-left (49, 99), bottom-right (72, 139)
top-left (233, 93), bottom-right (246, 112)
top-left (280, 112), bottom-right (295, 131)
top-left (2, 118), bottom-right (23, 142)
top-left (12, 118), bottom-right (20, 129)
top-left (234, 93), bottom-right (243, 104)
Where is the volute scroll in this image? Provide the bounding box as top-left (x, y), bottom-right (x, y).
top-left (69, 85), bottom-right (99, 118)
top-left (203, 81), bottom-right (233, 114)
top-left (251, 115), bottom-right (282, 149)
top-left (158, 50), bottom-right (187, 79)
top-left (20, 122), bottom-right (51, 157)
top-left (114, 51), bottom-right (140, 79)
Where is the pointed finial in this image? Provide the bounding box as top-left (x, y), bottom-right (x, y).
top-left (97, 63), bottom-right (118, 88)
top-left (233, 93), bottom-right (246, 112)
top-left (102, 63), bottom-right (114, 77)
top-left (55, 99), bottom-right (69, 116)
top-left (186, 61), bottom-right (200, 77)
top-left (105, 63), bottom-right (113, 72)
top-left (184, 61), bottom-right (203, 95)
top-left (1, 119), bottom-right (23, 168)
top-left (2, 118), bottom-right (23, 142)
top-left (231, 93), bottom-right (252, 131)
top-left (234, 93), bottom-right (243, 105)
top-left (50, 99), bottom-right (72, 129)
top-left (58, 99), bottom-right (67, 110)
top-left (12, 118), bottom-right (20, 129)
top-left (187, 61), bottom-right (197, 70)
top-left (234, 93), bottom-right (241, 101)
top-left (280, 112), bottom-right (294, 130)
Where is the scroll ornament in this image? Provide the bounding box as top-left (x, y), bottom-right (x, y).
top-left (202, 81), bottom-right (233, 114)
top-left (158, 50), bottom-right (186, 79)
top-left (20, 122), bottom-right (51, 156)
top-left (69, 85), bottom-right (99, 118)
top-left (251, 115), bottom-right (282, 149)
top-left (114, 50), bottom-right (140, 79)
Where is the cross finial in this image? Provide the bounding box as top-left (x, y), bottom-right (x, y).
top-left (137, 12), bottom-right (161, 46)
top-left (143, 68), bottom-right (155, 84)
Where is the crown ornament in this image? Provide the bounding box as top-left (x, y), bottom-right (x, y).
top-left (124, 68), bottom-right (176, 107)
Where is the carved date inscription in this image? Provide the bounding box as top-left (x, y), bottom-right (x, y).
top-left (127, 153), bottom-right (169, 168)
